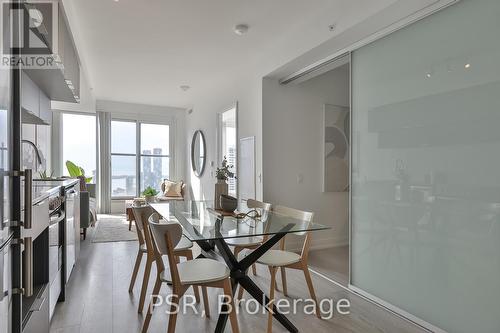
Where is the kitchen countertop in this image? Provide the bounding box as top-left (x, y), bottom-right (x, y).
top-left (23, 179), bottom-right (79, 206)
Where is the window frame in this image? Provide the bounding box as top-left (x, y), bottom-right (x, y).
top-left (110, 118), bottom-right (173, 200)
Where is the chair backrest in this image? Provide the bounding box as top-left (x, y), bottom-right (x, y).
top-left (247, 199), bottom-right (272, 211)
top-left (132, 205), bottom-right (155, 247)
top-left (273, 205), bottom-right (314, 259)
top-left (148, 214), bottom-right (183, 284)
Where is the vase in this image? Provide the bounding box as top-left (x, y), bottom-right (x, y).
top-left (214, 179), bottom-right (228, 210)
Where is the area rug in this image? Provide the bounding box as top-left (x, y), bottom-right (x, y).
top-left (92, 214), bottom-right (138, 243)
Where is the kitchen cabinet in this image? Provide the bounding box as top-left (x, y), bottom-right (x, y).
top-left (0, 237), bottom-right (12, 333)
top-left (39, 91), bottom-right (52, 125)
top-left (23, 4), bottom-right (80, 103)
top-left (22, 285), bottom-right (49, 333)
top-left (21, 73), bottom-right (39, 116)
top-left (64, 185), bottom-right (80, 283)
top-left (21, 71), bottom-right (52, 126)
top-left (24, 199), bottom-right (49, 242)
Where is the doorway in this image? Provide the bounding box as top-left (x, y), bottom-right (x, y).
top-left (262, 56), bottom-right (350, 287)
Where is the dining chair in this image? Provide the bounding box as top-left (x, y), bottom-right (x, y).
top-left (255, 205), bottom-right (320, 333)
top-left (226, 199), bottom-right (272, 276)
top-left (143, 214), bottom-right (240, 333)
top-left (129, 206), bottom-right (199, 314)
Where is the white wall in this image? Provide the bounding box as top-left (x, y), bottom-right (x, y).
top-left (262, 65), bottom-right (350, 249)
top-left (184, 73), bottom-right (263, 202)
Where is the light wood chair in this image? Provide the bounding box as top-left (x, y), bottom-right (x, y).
top-left (129, 206), bottom-right (199, 314)
top-left (143, 214), bottom-right (240, 333)
top-left (255, 205), bottom-right (320, 333)
top-left (226, 199), bottom-right (272, 276)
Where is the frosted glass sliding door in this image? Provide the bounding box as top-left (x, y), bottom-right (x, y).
top-left (351, 0), bottom-right (500, 332)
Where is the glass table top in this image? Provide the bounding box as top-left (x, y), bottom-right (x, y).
top-left (150, 200), bottom-right (330, 241)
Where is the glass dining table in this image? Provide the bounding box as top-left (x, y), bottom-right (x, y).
top-left (150, 200), bottom-right (330, 333)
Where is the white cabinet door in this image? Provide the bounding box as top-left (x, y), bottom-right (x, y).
top-left (21, 72), bottom-right (39, 115)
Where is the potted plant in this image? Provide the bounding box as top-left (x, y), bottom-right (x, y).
top-left (142, 186), bottom-right (159, 203)
top-left (214, 156), bottom-right (236, 209)
top-left (66, 160), bottom-right (93, 183)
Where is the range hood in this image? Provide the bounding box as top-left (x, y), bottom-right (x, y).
top-left (22, 107), bottom-right (50, 125)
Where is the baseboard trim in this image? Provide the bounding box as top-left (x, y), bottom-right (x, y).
top-left (309, 268), bottom-right (444, 333)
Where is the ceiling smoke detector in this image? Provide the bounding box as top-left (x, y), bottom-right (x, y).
top-left (234, 24), bottom-right (249, 35)
top-left (328, 23), bottom-right (337, 32)
top-left (180, 85), bottom-right (190, 91)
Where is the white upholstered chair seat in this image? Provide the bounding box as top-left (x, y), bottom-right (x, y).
top-left (256, 250), bottom-right (301, 267)
top-left (160, 258), bottom-right (230, 285)
top-left (225, 236), bottom-right (263, 247)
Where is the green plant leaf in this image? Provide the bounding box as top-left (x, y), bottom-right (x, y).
top-left (142, 186), bottom-right (159, 197)
top-left (66, 161), bottom-right (83, 177)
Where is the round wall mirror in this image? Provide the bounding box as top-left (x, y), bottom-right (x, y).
top-left (191, 130), bottom-right (206, 177)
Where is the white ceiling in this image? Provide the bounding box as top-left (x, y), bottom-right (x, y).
top-left (66, 0), bottom-right (399, 109)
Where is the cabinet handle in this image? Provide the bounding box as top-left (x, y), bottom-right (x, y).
top-left (24, 169), bottom-right (32, 230)
top-left (23, 236), bottom-right (33, 297)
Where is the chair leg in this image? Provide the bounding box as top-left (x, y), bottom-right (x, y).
top-left (138, 258), bottom-right (153, 313)
top-left (167, 294), bottom-right (180, 333)
top-left (280, 267), bottom-right (288, 296)
top-left (267, 267), bottom-right (277, 333)
top-left (223, 280), bottom-right (240, 333)
top-left (83, 228), bottom-right (87, 240)
top-left (129, 219), bottom-right (132, 231)
top-left (237, 284), bottom-right (245, 304)
top-left (302, 264), bottom-right (321, 319)
top-left (142, 277), bottom-right (162, 333)
top-left (129, 251), bottom-right (143, 292)
top-left (268, 267), bottom-right (278, 291)
top-left (201, 286), bottom-right (210, 318)
top-left (185, 252), bottom-right (200, 303)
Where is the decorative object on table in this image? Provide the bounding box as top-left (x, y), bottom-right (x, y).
top-left (323, 104), bottom-right (349, 192)
top-left (132, 197), bottom-right (147, 207)
top-left (66, 160), bottom-right (93, 183)
top-left (191, 130), bottom-right (206, 177)
top-left (220, 194), bottom-right (238, 213)
top-left (214, 156), bottom-right (236, 210)
top-left (142, 186), bottom-right (159, 203)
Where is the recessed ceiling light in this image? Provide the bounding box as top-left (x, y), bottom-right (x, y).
top-left (465, 63), bottom-right (471, 69)
top-left (234, 24), bottom-right (249, 36)
top-left (114, 0), bottom-right (119, 2)
top-left (180, 85), bottom-right (190, 91)
top-left (426, 73), bottom-right (432, 78)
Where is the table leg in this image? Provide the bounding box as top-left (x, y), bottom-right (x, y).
top-left (213, 227), bottom-right (298, 333)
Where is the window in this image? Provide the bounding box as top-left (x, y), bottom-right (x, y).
top-left (111, 120), bottom-right (137, 198)
top-left (218, 106), bottom-right (237, 197)
top-left (111, 120), bottom-right (171, 198)
top-left (140, 123), bottom-right (170, 192)
top-left (62, 113), bottom-right (96, 182)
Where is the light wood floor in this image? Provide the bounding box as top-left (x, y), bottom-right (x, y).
top-left (50, 233), bottom-right (428, 333)
top-left (308, 246), bottom-right (349, 286)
